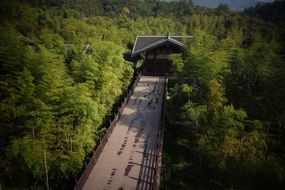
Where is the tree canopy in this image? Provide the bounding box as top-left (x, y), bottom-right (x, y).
top-left (0, 0), bottom-right (285, 189)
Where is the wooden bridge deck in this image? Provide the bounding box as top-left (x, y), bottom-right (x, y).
top-left (81, 76), bottom-right (165, 190)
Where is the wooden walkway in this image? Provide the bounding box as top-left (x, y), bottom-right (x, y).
top-left (81, 76), bottom-right (165, 190)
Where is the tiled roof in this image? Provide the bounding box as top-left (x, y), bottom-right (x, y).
top-left (131, 34), bottom-right (193, 56)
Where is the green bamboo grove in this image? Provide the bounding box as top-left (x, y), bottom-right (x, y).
top-left (0, 0), bottom-right (285, 189)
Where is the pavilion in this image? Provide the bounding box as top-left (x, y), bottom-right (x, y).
top-left (129, 34), bottom-right (193, 76)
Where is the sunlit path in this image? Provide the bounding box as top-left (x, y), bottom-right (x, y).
top-left (82, 76), bottom-right (165, 190)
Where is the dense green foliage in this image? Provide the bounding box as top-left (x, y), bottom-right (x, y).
top-left (0, 1), bottom-right (137, 189)
top-left (0, 0), bottom-right (284, 189)
top-left (0, 0), bottom-right (191, 189)
top-left (162, 1), bottom-right (285, 189)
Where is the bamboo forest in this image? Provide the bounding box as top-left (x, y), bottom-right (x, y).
top-left (0, 0), bottom-right (285, 189)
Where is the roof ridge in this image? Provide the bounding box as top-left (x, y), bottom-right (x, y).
top-left (137, 35), bottom-right (166, 37)
top-left (131, 36), bottom-right (139, 54)
top-left (132, 37), bottom-right (185, 56)
top-left (136, 35), bottom-right (193, 38)
top-left (172, 35), bottom-right (194, 37)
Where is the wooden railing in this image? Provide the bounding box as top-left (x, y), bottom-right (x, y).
top-left (74, 73), bottom-right (141, 190)
top-left (153, 74), bottom-right (168, 190)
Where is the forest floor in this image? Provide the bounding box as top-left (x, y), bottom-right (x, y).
top-left (82, 76), bottom-right (165, 190)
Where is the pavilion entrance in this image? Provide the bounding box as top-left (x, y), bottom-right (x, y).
top-left (129, 34), bottom-right (193, 76)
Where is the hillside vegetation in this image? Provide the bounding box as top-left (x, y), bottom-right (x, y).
top-left (0, 0), bottom-right (284, 189)
top-left (163, 1), bottom-right (285, 189)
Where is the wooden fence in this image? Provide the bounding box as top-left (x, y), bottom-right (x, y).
top-left (74, 73), bottom-right (141, 190)
top-left (153, 74), bottom-right (168, 190)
